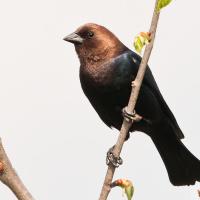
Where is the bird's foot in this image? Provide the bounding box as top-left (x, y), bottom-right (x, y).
top-left (106, 145), bottom-right (123, 168)
top-left (122, 107), bottom-right (143, 122)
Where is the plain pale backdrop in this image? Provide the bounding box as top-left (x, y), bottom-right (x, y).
top-left (0, 0), bottom-right (200, 199)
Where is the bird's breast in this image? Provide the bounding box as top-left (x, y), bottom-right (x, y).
top-left (80, 61), bottom-right (115, 89)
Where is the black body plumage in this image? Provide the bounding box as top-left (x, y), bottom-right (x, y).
top-left (64, 23), bottom-right (200, 186)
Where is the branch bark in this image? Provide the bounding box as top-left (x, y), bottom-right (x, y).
top-left (98, 1), bottom-right (160, 200)
top-left (0, 138), bottom-right (35, 200)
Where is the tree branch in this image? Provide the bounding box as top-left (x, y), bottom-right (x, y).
top-left (0, 138), bottom-right (35, 200)
top-left (98, 1), bottom-right (160, 200)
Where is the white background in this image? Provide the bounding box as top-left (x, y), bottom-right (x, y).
top-left (0, 0), bottom-right (200, 199)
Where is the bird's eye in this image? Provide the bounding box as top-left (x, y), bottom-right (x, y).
top-left (87, 31), bottom-right (94, 38)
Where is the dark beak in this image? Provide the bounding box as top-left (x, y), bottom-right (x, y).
top-left (63, 32), bottom-right (83, 44)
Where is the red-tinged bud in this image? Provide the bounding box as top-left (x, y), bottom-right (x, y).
top-left (0, 162), bottom-right (4, 174)
top-left (110, 179), bottom-right (134, 200)
top-left (140, 32), bottom-right (151, 42)
top-left (110, 179), bottom-right (123, 188)
top-left (134, 32), bottom-right (151, 54)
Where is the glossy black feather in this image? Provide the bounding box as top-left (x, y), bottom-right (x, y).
top-left (66, 23), bottom-right (200, 186)
top-left (80, 50), bottom-right (184, 138)
top-left (79, 49), bottom-right (200, 186)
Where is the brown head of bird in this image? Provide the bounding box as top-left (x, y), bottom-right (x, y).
top-left (63, 23), bottom-right (126, 65)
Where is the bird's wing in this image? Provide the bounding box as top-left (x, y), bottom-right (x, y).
top-left (79, 68), bottom-right (114, 128)
top-left (128, 50), bottom-right (184, 139)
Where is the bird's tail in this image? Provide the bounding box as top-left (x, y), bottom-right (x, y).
top-left (151, 119), bottom-right (200, 186)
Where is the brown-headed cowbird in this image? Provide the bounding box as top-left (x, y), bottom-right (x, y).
top-left (64, 23), bottom-right (200, 186)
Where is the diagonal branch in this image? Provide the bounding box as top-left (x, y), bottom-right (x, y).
top-left (98, 0), bottom-right (160, 200)
top-left (0, 138), bottom-right (35, 200)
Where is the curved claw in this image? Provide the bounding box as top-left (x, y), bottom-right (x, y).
top-left (106, 146), bottom-right (123, 168)
top-left (122, 107), bottom-right (142, 122)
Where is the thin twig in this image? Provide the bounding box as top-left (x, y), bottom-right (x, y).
top-left (98, 1), bottom-right (160, 200)
top-left (0, 138), bottom-right (35, 200)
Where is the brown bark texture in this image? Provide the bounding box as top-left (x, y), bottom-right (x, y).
top-left (0, 139), bottom-right (35, 200)
top-left (98, 1), bottom-right (160, 200)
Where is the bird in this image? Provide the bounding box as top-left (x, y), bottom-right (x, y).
top-left (63, 23), bottom-right (200, 186)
